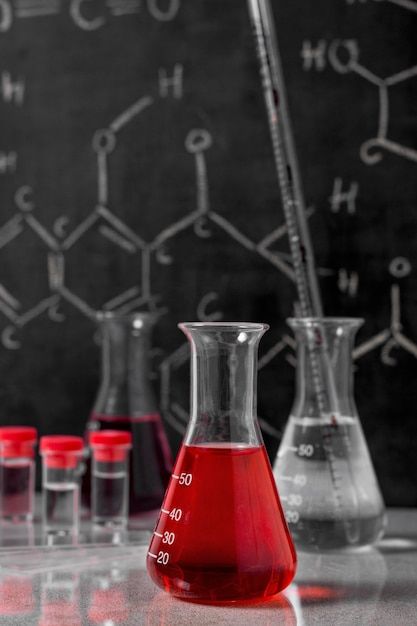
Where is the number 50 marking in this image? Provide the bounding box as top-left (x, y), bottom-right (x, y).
top-left (179, 472), bottom-right (192, 485)
top-left (298, 444), bottom-right (314, 457)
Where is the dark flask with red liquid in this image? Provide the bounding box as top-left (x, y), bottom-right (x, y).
top-left (83, 312), bottom-right (172, 515)
top-left (147, 322), bottom-right (296, 602)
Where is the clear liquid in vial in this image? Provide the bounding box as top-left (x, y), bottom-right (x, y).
top-left (0, 459), bottom-right (34, 521)
top-left (43, 482), bottom-right (79, 533)
top-left (92, 467), bottom-right (127, 526)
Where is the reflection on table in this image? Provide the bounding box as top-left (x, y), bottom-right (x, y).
top-left (0, 511), bottom-right (415, 625)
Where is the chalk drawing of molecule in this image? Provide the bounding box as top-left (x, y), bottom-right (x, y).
top-left (0, 63), bottom-right (301, 357)
top-left (346, 0), bottom-right (417, 16)
top-left (353, 258), bottom-right (417, 365)
top-left (301, 37), bottom-right (417, 164)
top-left (0, 0), bottom-right (180, 32)
top-left (301, 0), bottom-right (417, 165)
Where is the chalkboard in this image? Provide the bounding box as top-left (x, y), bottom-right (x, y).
top-left (0, 0), bottom-right (416, 506)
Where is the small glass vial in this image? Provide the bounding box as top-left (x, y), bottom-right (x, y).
top-left (40, 436), bottom-right (84, 535)
top-left (0, 426), bottom-right (37, 522)
top-left (90, 430), bottom-right (132, 528)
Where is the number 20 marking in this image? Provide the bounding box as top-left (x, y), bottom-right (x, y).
top-left (157, 551), bottom-right (169, 565)
top-left (286, 510), bottom-right (300, 524)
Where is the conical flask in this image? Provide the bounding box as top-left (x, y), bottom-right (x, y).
top-left (83, 312), bottom-right (173, 515)
top-left (273, 317), bottom-right (386, 550)
top-left (147, 322), bottom-right (296, 602)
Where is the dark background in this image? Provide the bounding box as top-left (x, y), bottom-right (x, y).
top-left (0, 1), bottom-right (416, 505)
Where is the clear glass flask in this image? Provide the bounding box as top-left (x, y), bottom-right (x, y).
top-left (273, 317), bottom-right (386, 550)
top-left (90, 430), bottom-right (132, 528)
top-left (0, 426), bottom-right (37, 522)
top-left (83, 312), bottom-right (173, 515)
top-left (147, 322), bottom-right (296, 602)
top-left (40, 436), bottom-right (84, 535)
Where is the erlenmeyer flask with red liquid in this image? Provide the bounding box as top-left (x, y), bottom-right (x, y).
top-left (147, 322), bottom-right (296, 602)
top-left (83, 312), bottom-right (173, 515)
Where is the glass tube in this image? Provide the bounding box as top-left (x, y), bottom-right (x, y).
top-left (40, 436), bottom-right (84, 535)
top-left (90, 430), bottom-right (132, 528)
top-left (0, 426), bottom-right (37, 523)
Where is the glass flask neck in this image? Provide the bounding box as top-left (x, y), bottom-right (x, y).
top-left (94, 312), bottom-right (157, 416)
top-left (179, 323), bottom-right (268, 446)
top-left (289, 317), bottom-right (363, 419)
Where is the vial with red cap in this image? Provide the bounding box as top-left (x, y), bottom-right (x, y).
top-left (89, 430), bottom-right (132, 528)
top-left (0, 426), bottom-right (37, 522)
top-left (40, 436), bottom-right (84, 534)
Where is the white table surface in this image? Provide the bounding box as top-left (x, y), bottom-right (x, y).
top-left (0, 508), bottom-right (416, 625)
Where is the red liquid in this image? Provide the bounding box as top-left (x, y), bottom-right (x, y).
top-left (83, 413), bottom-right (172, 514)
top-left (0, 460), bottom-right (33, 519)
top-left (147, 443), bottom-right (296, 602)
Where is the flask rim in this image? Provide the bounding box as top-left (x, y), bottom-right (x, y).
top-left (96, 311), bottom-right (156, 324)
top-left (179, 322), bottom-right (269, 332)
top-left (287, 316), bottom-right (364, 328)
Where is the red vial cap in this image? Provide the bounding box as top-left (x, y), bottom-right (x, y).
top-left (89, 430), bottom-right (132, 462)
top-left (40, 436), bottom-right (84, 469)
top-left (0, 426), bottom-right (37, 459)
